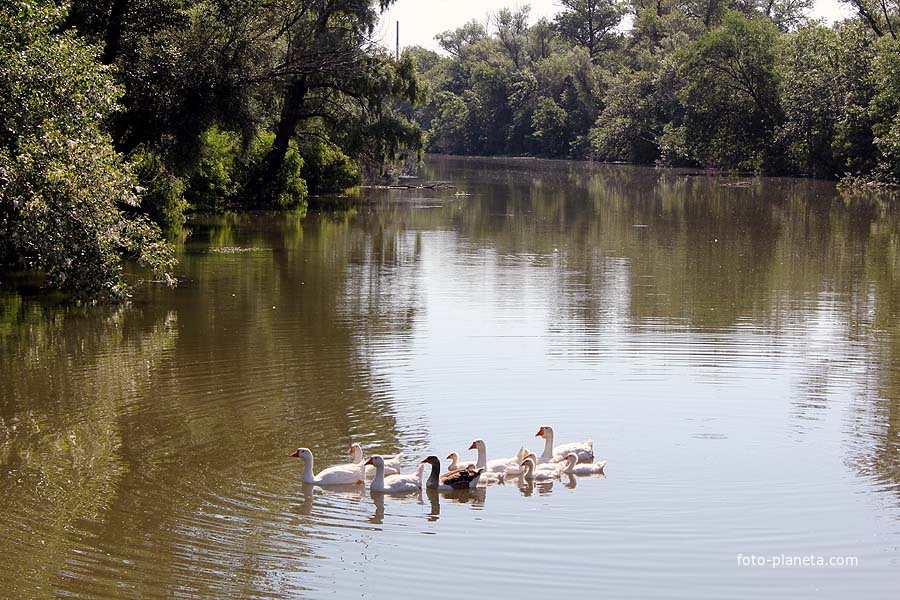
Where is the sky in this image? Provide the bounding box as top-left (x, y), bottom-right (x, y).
top-left (376, 0), bottom-right (855, 53)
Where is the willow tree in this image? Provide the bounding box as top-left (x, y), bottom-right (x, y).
top-left (254, 0), bottom-right (422, 198)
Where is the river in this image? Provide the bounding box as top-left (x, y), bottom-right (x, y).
top-left (1, 155), bottom-right (899, 598)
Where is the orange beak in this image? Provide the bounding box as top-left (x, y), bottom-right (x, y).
top-left (290, 450), bottom-right (300, 458)
top-left (364, 458), bottom-right (374, 466)
top-left (535, 427), bottom-right (545, 437)
top-left (468, 441), bottom-right (477, 450)
top-left (348, 446), bottom-right (354, 455)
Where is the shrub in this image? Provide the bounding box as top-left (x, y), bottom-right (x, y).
top-left (298, 136), bottom-right (360, 193)
top-left (242, 132), bottom-right (309, 209)
top-left (131, 147), bottom-right (188, 229)
top-left (184, 126), bottom-right (242, 211)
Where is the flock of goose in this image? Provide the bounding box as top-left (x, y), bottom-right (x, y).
top-left (291, 426), bottom-right (607, 493)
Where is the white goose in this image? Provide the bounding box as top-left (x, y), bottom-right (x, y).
top-left (291, 448), bottom-right (365, 485)
top-left (523, 452), bottom-right (563, 476)
top-left (561, 452), bottom-right (607, 475)
top-left (520, 456), bottom-right (560, 481)
top-left (535, 426), bottom-right (594, 463)
top-left (446, 452), bottom-right (475, 471)
top-left (468, 439), bottom-right (527, 474)
top-left (366, 455), bottom-right (424, 493)
top-left (350, 443), bottom-right (401, 477)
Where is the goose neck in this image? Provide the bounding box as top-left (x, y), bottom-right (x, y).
top-left (371, 463), bottom-right (386, 490)
top-left (427, 463), bottom-right (440, 489)
top-left (475, 444), bottom-right (487, 469)
top-left (540, 431), bottom-right (554, 460)
top-left (301, 455), bottom-right (315, 484)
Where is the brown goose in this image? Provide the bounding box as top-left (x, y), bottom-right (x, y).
top-left (421, 456), bottom-right (484, 490)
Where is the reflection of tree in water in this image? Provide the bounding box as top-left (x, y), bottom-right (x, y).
top-left (0, 207), bottom-right (423, 597)
top-left (0, 298), bottom-right (177, 597)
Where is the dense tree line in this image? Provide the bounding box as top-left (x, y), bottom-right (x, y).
top-left (408, 0), bottom-right (900, 183)
top-left (0, 0), bottom-right (420, 300)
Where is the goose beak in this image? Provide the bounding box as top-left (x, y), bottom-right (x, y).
top-left (535, 427), bottom-right (545, 437)
top-left (290, 450), bottom-right (300, 458)
top-left (364, 458), bottom-right (374, 466)
top-left (468, 441), bottom-right (477, 450)
top-left (348, 446), bottom-right (354, 455)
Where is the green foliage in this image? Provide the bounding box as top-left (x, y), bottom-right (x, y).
top-left (0, 0), bottom-right (174, 301)
top-left (532, 97), bottom-right (571, 157)
top-left (675, 11), bottom-right (782, 171)
top-left (411, 0), bottom-right (900, 183)
top-left (244, 132), bottom-right (308, 210)
top-left (555, 0), bottom-right (625, 58)
top-left (776, 25), bottom-right (844, 176)
top-left (869, 37), bottom-right (900, 183)
top-left (429, 91), bottom-right (473, 154)
top-left (590, 48), bottom-right (683, 164)
top-left (298, 134), bottom-right (360, 194)
top-left (131, 147), bottom-right (188, 229)
top-left (185, 127), bottom-right (241, 212)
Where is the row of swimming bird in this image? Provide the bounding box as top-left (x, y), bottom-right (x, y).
top-left (290, 425), bottom-right (608, 493)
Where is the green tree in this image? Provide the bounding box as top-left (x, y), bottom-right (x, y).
top-left (776, 25), bottom-right (843, 176)
top-left (532, 97), bottom-right (571, 157)
top-left (0, 0), bottom-right (175, 300)
top-left (676, 11), bottom-right (782, 170)
top-left (555, 0), bottom-right (625, 58)
top-left (869, 36), bottom-right (900, 181)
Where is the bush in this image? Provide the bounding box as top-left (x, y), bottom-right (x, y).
top-left (131, 147), bottom-right (188, 229)
top-left (243, 132), bottom-right (309, 209)
top-left (298, 135), bottom-right (360, 193)
top-left (185, 126), bottom-right (242, 211)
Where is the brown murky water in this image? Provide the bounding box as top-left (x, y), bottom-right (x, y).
top-left (2, 155), bottom-right (899, 598)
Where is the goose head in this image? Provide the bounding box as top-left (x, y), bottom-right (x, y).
top-left (535, 426), bottom-right (553, 439)
top-left (564, 452), bottom-right (578, 468)
top-left (421, 455), bottom-right (441, 468)
top-left (520, 456), bottom-right (536, 475)
top-left (364, 455), bottom-right (385, 468)
top-left (446, 452), bottom-right (459, 462)
top-left (349, 443), bottom-right (364, 462)
top-left (290, 448), bottom-right (312, 461)
top-left (468, 439), bottom-right (485, 451)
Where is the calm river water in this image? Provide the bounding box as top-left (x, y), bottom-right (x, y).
top-left (2, 155), bottom-right (900, 598)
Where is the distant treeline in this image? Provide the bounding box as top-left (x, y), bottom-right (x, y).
top-left (0, 0), bottom-right (421, 300)
top-left (406, 0), bottom-right (900, 182)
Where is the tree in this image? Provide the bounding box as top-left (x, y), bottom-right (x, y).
top-left (251, 1), bottom-right (421, 198)
top-left (676, 11), bottom-right (783, 169)
top-left (555, 0), bottom-right (625, 58)
top-left (869, 36), bottom-right (900, 181)
top-left (494, 6), bottom-right (531, 68)
top-left (0, 0), bottom-right (174, 300)
top-left (841, 0), bottom-right (900, 38)
top-left (532, 97), bottom-right (571, 156)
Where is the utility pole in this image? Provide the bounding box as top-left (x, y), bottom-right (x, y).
top-left (396, 21), bottom-right (399, 61)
